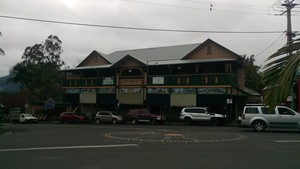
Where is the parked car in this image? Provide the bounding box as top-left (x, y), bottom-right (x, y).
top-left (240, 105), bottom-right (300, 131)
top-left (58, 112), bottom-right (86, 124)
top-left (179, 107), bottom-right (226, 126)
top-left (19, 114), bottom-right (38, 123)
top-left (95, 111), bottom-right (123, 124)
top-left (125, 109), bottom-right (166, 125)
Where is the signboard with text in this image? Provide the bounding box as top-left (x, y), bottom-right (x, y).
top-left (120, 79), bottom-right (143, 85)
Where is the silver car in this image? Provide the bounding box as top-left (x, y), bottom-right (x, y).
top-left (240, 105), bottom-right (300, 131)
top-left (95, 111), bottom-right (123, 125)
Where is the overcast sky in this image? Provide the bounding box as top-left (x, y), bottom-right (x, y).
top-left (0, 0), bottom-right (299, 77)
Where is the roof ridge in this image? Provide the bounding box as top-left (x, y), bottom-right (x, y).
top-left (109, 43), bottom-right (201, 54)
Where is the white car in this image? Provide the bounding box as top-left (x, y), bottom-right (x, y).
top-left (240, 105), bottom-right (300, 131)
top-left (19, 114), bottom-right (38, 124)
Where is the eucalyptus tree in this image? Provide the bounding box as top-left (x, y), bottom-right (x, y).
top-left (243, 55), bottom-right (263, 93)
top-left (10, 35), bottom-right (66, 101)
top-left (262, 38), bottom-right (300, 109)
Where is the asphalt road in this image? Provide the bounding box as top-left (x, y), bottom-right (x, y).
top-left (1, 123), bottom-right (300, 169)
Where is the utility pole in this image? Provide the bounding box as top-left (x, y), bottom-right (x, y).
top-left (280, 0), bottom-right (297, 44)
top-left (277, 0), bottom-right (298, 109)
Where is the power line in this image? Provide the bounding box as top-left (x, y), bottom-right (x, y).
top-left (255, 31), bottom-right (286, 57)
top-left (0, 15), bottom-right (285, 34)
top-left (121, 0), bottom-right (269, 15)
top-left (176, 0), bottom-right (269, 9)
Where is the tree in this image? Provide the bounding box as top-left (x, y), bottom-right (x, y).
top-left (0, 32), bottom-right (4, 55)
top-left (243, 55), bottom-right (263, 93)
top-left (262, 38), bottom-right (300, 109)
top-left (10, 35), bottom-right (65, 101)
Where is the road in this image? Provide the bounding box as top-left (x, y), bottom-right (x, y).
top-left (0, 123), bottom-right (300, 169)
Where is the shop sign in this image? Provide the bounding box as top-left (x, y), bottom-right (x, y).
top-left (148, 88), bottom-right (169, 94)
top-left (198, 88), bottom-right (226, 94)
top-left (81, 88), bottom-right (97, 94)
top-left (120, 88), bottom-right (142, 94)
top-left (171, 88), bottom-right (196, 94)
top-left (103, 78), bottom-right (114, 85)
top-left (152, 77), bottom-right (164, 84)
top-left (65, 88), bottom-right (80, 94)
top-left (98, 88), bottom-right (115, 94)
top-left (120, 79), bottom-right (143, 85)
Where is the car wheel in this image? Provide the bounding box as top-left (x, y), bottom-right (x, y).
top-left (112, 118), bottom-right (117, 125)
top-left (252, 120), bottom-right (265, 132)
top-left (131, 118), bottom-right (138, 125)
top-left (184, 118), bottom-right (192, 126)
top-left (74, 118), bottom-right (80, 124)
top-left (151, 118), bottom-right (157, 125)
top-left (211, 118), bottom-right (220, 126)
top-left (95, 118), bottom-right (101, 124)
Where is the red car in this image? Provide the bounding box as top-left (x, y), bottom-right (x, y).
top-left (58, 112), bottom-right (86, 124)
top-left (125, 109), bottom-right (165, 125)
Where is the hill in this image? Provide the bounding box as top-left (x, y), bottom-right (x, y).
top-left (0, 75), bottom-right (21, 93)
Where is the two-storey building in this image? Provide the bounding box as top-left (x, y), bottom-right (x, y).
top-left (62, 39), bottom-right (248, 121)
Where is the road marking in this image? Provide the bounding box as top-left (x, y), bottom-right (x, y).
top-left (0, 144), bottom-right (138, 152)
top-left (276, 140), bottom-right (300, 143)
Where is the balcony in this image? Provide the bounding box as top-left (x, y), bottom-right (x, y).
top-left (62, 74), bottom-right (237, 88)
top-left (147, 73), bottom-right (237, 86)
top-left (63, 77), bottom-right (116, 87)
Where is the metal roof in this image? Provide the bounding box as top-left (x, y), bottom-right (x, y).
top-left (62, 64), bottom-right (112, 71)
top-left (107, 43), bottom-right (200, 64)
top-left (63, 39), bottom-right (241, 71)
top-left (147, 58), bottom-right (235, 66)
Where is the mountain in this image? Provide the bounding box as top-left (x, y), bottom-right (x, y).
top-left (0, 75), bottom-right (21, 93)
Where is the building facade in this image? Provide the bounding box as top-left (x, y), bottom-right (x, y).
top-left (62, 39), bottom-right (248, 121)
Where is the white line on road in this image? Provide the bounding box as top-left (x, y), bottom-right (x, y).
top-left (276, 140), bottom-right (300, 143)
top-left (0, 144), bottom-right (138, 152)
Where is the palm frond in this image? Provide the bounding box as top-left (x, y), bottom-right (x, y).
top-left (262, 38), bottom-right (300, 109)
top-left (0, 48), bottom-right (4, 55)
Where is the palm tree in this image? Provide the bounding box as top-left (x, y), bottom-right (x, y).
top-left (0, 32), bottom-right (4, 55)
top-left (262, 38), bottom-right (300, 109)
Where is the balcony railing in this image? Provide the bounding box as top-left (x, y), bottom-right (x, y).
top-left (63, 74), bottom-right (237, 87)
top-left (147, 74), bottom-right (237, 86)
top-left (63, 77), bottom-right (116, 87)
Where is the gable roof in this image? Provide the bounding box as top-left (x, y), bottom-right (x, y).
top-left (64, 38), bottom-right (241, 71)
top-left (107, 43), bottom-right (200, 64)
top-left (77, 50), bottom-right (111, 67)
top-left (182, 38), bottom-right (241, 60)
top-left (111, 54), bottom-right (147, 67)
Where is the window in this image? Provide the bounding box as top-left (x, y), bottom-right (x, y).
top-left (261, 107), bottom-right (275, 114)
top-left (278, 108), bottom-right (295, 115)
top-left (196, 109), bottom-right (206, 113)
top-left (225, 64), bottom-right (232, 73)
top-left (185, 108), bottom-right (205, 113)
top-left (245, 108), bottom-right (259, 114)
top-left (100, 112), bottom-right (110, 116)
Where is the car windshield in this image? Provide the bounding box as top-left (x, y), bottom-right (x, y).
top-left (111, 112), bottom-right (120, 115)
top-left (24, 114), bottom-right (33, 117)
top-left (140, 110), bottom-right (150, 114)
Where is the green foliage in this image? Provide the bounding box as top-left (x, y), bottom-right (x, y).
top-left (9, 35), bottom-right (66, 101)
top-left (243, 55), bottom-right (263, 93)
top-left (262, 38), bottom-right (300, 109)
